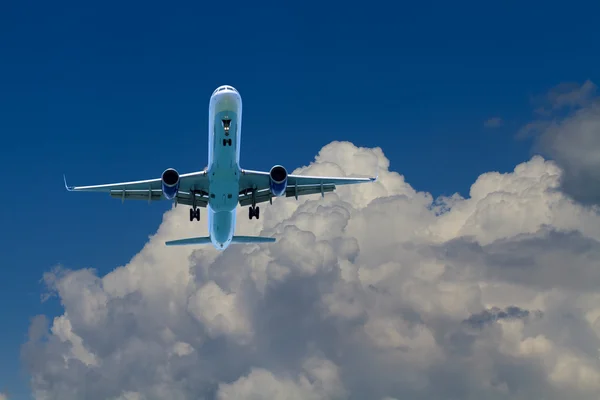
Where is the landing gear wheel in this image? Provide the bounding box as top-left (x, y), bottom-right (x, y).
top-left (190, 208), bottom-right (200, 221)
top-left (249, 206), bottom-right (260, 220)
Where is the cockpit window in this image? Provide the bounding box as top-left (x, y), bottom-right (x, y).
top-left (212, 86), bottom-right (238, 96)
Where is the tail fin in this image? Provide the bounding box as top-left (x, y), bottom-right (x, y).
top-left (231, 236), bottom-right (276, 243)
top-left (165, 236), bottom-right (212, 246)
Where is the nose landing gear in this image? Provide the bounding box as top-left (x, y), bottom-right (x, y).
top-left (222, 118), bottom-right (231, 135)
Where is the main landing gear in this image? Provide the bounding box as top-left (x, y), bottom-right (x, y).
top-left (249, 205), bottom-right (260, 220)
top-left (189, 190), bottom-right (200, 221)
top-left (248, 188), bottom-right (259, 219)
top-left (190, 207), bottom-right (200, 221)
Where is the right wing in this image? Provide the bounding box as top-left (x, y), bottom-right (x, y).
top-left (237, 168), bottom-right (377, 207)
top-left (64, 171), bottom-right (210, 207)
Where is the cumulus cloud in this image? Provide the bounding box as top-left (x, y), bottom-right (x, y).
top-left (484, 117), bottom-right (503, 128)
top-left (522, 80), bottom-right (600, 205)
top-left (22, 141), bottom-right (600, 399)
top-left (217, 357), bottom-right (346, 400)
top-left (0, 393), bottom-right (8, 400)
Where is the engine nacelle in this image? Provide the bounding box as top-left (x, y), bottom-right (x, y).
top-left (161, 168), bottom-right (180, 200)
top-left (269, 165), bottom-right (288, 197)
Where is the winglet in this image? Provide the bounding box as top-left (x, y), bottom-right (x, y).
top-left (371, 164), bottom-right (379, 182)
top-left (63, 174), bottom-right (74, 191)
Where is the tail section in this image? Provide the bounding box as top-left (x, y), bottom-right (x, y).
top-left (231, 236), bottom-right (276, 243)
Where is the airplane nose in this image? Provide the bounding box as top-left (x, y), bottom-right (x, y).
top-left (211, 88), bottom-right (241, 112)
top-left (212, 85), bottom-right (239, 96)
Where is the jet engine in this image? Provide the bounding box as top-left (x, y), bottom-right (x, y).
top-left (269, 165), bottom-right (288, 197)
top-left (161, 168), bottom-right (180, 200)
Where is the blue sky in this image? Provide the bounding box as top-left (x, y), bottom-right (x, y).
top-left (1, 0), bottom-right (599, 397)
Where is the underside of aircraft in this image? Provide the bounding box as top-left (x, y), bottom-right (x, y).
top-left (65, 85), bottom-right (377, 250)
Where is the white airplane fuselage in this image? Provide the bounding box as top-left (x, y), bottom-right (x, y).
top-left (206, 85), bottom-right (243, 249)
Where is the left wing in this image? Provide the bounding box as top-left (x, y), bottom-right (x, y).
top-left (237, 168), bottom-right (377, 206)
top-left (64, 171), bottom-right (210, 207)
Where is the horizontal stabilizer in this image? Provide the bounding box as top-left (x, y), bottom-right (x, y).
top-left (165, 236), bottom-right (212, 246)
top-left (231, 236), bottom-right (276, 243)
top-left (164, 235), bottom-right (276, 246)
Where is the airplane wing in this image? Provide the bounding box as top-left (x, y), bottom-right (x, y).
top-left (237, 168), bottom-right (377, 206)
top-left (64, 171), bottom-right (210, 207)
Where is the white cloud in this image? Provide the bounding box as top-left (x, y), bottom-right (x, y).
top-left (217, 356), bottom-right (346, 400)
top-left (524, 80), bottom-right (600, 205)
top-left (187, 281), bottom-right (253, 344)
top-left (0, 393), bottom-right (8, 400)
top-left (22, 141), bottom-right (600, 399)
top-left (171, 341), bottom-right (194, 357)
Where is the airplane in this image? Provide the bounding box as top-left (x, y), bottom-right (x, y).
top-left (64, 85), bottom-right (377, 250)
